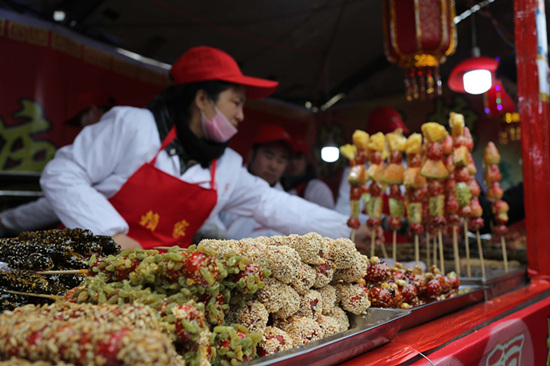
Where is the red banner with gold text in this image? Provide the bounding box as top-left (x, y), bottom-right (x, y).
top-left (0, 10), bottom-right (168, 172)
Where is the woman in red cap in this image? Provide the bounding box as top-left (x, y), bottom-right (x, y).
top-left (219, 123), bottom-right (293, 240)
top-left (40, 46), bottom-right (367, 250)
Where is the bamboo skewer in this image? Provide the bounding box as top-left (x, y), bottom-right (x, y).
top-left (351, 228), bottom-right (356, 243)
top-left (501, 236), bottom-right (509, 273)
top-left (476, 230), bottom-right (486, 279)
top-left (414, 234), bottom-right (420, 266)
top-left (36, 269), bottom-right (88, 275)
top-left (380, 241), bottom-right (389, 258)
top-left (370, 231), bottom-right (376, 258)
top-left (5, 290), bottom-right (61, 300)
top-left (464, 219), bottom-right (471, 277)
top-left (392, 231), bottom-right (397, 264)
top-left (433, 235), bottom-right (438, 268)
top-left (438, 229), bottom-right (445, 274)
top-left (452, 226), bottom-right (460, 276)
top-left (426, 232), bottom-right (431, 268)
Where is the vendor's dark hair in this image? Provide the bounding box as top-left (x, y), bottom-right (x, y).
top-left (495, 52), bottom-right (517, 84)
top-left (146, 80), bottom-right (235, 169)
top-left (148, 80), bottom-right (234, 123)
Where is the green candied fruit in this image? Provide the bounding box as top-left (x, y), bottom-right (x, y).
top-left (200, 267), bottom-right (216, 285)
top-left (227, 256), bottom-right (238, 267)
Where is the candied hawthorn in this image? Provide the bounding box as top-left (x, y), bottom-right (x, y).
top-left (368, 182), bottom-right (382, 196)
top-left (366, 217), bottom-right (382, 228)
top-left (235, 262), bottom-right (263, 282)
top-left (95, 329), bottom-right (129, 366)
top-left (113, 258), bottom-right (142, 282)
top-left (388, 217), bottom-right (402, 231)
top-left (401, 284), bottom-right (418, 305)
top-left (365, 261), bottom-right (391, 283)
top-left (455, 167), bottom-right (470, 183)
top-left (425, 278), bottom-right (443, 297)
top-left (183, 251), bottom-right (219, 286)
top-left (426, 142), bottom-right (443, 161)
top-left (368, 286), bottom-right (393, 308)
top-left (347, 217), bottom-right (360, 229)
top-left (174, 303), bottom-right (207, 343)
top-left (257, 335), bottom-right (286, 357)
top-left (409, 223), bottom-right (424, 235)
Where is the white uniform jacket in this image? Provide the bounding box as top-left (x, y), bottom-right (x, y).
top-left (220, 182), bottom-right (285, 239)
top-left (40, 107), bottom-right (352, 240)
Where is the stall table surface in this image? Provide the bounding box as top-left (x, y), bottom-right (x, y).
top-left (341, 278), bottom-right (550, 365)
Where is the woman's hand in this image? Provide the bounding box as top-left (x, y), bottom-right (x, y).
top-left (112, 233), bottom-right (142, 250)
top-left (352, 225), bottom-right (384, 253)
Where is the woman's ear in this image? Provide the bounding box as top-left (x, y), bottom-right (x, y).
top-left (194, 89), bottom-right (209, 111)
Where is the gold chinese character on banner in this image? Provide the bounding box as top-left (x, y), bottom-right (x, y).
top-left (140, 210), bottom-right (159, 231)
top-left (173, 220), bottom-right (190, 238)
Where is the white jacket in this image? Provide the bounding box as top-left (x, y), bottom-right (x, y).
top-left (288, 179), bottom-right (335, 209)
top-left (220, 182), bottom-right (286, 239)
top-left (40, 107), bottom-right (352, 240)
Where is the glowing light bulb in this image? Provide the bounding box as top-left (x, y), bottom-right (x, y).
top-left (321, 146), bottom-right (339, 163)
top-left (463, 69), bottom-right (492, 94)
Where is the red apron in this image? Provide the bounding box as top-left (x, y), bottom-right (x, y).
top-left (108, 126), bottom-right (217, 249)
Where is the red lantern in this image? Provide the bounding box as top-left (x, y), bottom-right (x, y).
top-left (383, 0), bottom-right (457, 101)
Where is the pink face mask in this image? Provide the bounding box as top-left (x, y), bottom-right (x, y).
top-left (201, 104), bottom-right (238, 142)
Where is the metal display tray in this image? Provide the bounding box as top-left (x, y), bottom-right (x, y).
top-left (244, 308), bottom-right (410, 366)
top-left (460, 268), bottom-right (528, 300)
top-left (396, 285), bottom-right (486, 331)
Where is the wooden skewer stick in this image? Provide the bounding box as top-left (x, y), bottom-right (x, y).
top-left (426, 232), bottom-right (431, 268)
top-left (452, 225), bottom-right (460, 277)
top-left (464, 219), bottom-right (471, 277)
top-left (433, 235), bottom-right (438, 268)
top-left (392, 230), bottom-right (397, 264)
top-left (36, 269), bottom-right (88, 275)
top-left (370, 230), bottom-right (376, 258)
top-left (414, 234), bottom-right (420, 266)
top-left (351, 228), bottom-right (356, 243)
top-left (476, 230), bottom-right (486, 279)
top-left (438, 229), bottom-right (445, 274)
top-left (501, 236), bottom-right (509, 273)
top-left (380, 241), bottom-right (389, 258)
top-left (5, 290), bottom-right (60, 300)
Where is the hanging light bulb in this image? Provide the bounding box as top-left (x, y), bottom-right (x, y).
top-left (463, 69), bottom-right (492, 94)
top-left (448, 14), bottom-right (496, 95)
top-left (321, 133), bottom-right (339, 163)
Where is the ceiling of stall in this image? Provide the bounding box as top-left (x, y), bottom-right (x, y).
top-left (1, 0), bottom-right (517, 109)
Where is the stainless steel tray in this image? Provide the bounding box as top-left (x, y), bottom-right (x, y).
top-left (244, 308), bottom-right (410, 366)
top-left (460, 268), bottom-right (528, 300)
top-left (397, 285), bottom-right (486, 331)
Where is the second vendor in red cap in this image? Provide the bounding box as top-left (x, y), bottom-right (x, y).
top-left (40, 46), bottom-right (370, 250)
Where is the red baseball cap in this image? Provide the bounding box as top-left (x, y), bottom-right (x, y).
top-left (65, 88), bottom-right (115, 126)
top-left (290, 134), bottom-right (308, 154)
top-left (170, 46), bottom-right (279, 99)
top-left (366, 106), bottom-right (410, 135)
top-left (253, 124), bottom-right (293, 150)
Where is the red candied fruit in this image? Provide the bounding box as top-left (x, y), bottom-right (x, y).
top-left (95, 329), bottom-right (129, 366)
top-left (368, 286), bottom-right (393, 308)
top-left (235, 263), bottom-right (263, 282)
top-left (257, 335), bottom-right (286, 357)
top-left (183, 251), bottom-right (219, 286)
top-left (365, 261), bottom-right (391, 283)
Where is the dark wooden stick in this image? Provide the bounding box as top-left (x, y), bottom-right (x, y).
top-left (5, 290), bottom-right (60, 299)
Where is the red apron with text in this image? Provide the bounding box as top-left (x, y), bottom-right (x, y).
top-left (108, 126), bottom-right (217, 249)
